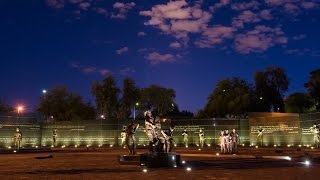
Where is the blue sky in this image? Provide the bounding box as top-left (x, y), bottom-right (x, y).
top-left (0, 0), bottom-right (320, 112)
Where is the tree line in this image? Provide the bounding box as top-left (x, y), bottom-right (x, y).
top-left (198, 67), bottom-right (320, 118)
top-left (35, 76), bottom-right (192, 121)
top-left (1, 67), bottom-right (319, 120)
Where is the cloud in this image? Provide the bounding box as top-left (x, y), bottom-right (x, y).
top-left (285, 48), bottom-right (320, 56)
top-left (46, 0), bottom-right (64, 9)
top-left (195, 25), bottom-right (234, 48)
top-left (78, 2), bottom-right (90, 10)
top-left (293, 34), bottom-right (306, 40)
top-left (116, 47), bottom-right (129, 55)
top-left (140, 0), bottom-right (212, 42)
top-left (169, 42), bottom-right (182, 49)
top-left (93, 7), bottom-right (108, 17)
top-left (145, 52), bottom-right (175, 65)
top-left (99, 69), bottom-right (112, 76)
top-left (301, 1), bottom-right (319, 9)
top-left (138, 32), bottom-right (147, 37)
top-left (234, 25), bottom-right (288, 54)
top-left (111, 2), bottom-right (136, 20)
top-left (119, 67), bottom-right (135, 76)
top-left (209, 0), bottom-right (230, 12)
top-left (231, 1), bottom-right (260, 11)
top-left (232, 10), bottom-right (261, 28)
top-left (71, 62), bottom-right (112, 76)
top-left (265, 0), bottom-right (319, 15)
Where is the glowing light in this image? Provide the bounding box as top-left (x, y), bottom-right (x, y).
top-left (182, 161), bottom-right (186, 164)
top-left (274, 145), bottom-right (277, 147)
top-left (216, 153), bottom-right (220, 156)
top-left (172, 156), bottom-right (175, 161)
top-left (306, 145), bottom-right (310, 147)
top-left (242, 144), bottom-right (245, 147)
top-left (110, 144), bottom-right (113, 147)
top-left (185, 145), bottom-right (188, 148)
top-left (51, 145), bottom-right (54, 148)
top-left (98, 145), bottom-right (102, 147)
top-left (196, 144), bottom-right (199, 147)
top-left (13, 150), bottom-right (17, 153)
top-left (174, 165), bottom-right (177, 168)
top-left (304, 160), bottom-right (310, 166)
top-left (255, 146), bottom-right (258, 148)
top-left (42, 89), bottom-right (47, 94)
top-left (100, 115), bottom-right (105, 119)
top-left (8, 146), bottom-right (11, 149)
top-left (186, 167), bottom-right (192, 171)
top-left (17, 105), bottom-right (24, 113)
top-left (198, 148), bottom-right (201, 151)
top-left (35, 146), bottom-right (38, 148)
top-left (233, 154), bottom-right (236, 156)
top-left (287, 145), bottom-right (291, 147)
top-left (299, 145), bottom-right (302, 147)
top-left (207, 144), bottom-right (211, 147)
top-left (142, 168), bottom-right (148, 173)
top-left (284, 156), bottom-right (291, 161)
top-left (87, 145), bottom-right (90, 148)
top-left (311, 147), bottom-right (314, 149)
top-left (74, 145), bottom-right (78, 148)
top-left (174, 144), bottom-right (177, 147)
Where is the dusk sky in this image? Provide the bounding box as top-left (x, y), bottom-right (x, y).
top-left (1, 0), bottom-right (320, 112)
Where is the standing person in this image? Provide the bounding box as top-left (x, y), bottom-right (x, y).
top-left (199, 129), bottom-right (205, 149)
top-left (144, 110), bottom-right (156, 152)
top-left (257, 128), bottom-right (264, 147)
top-left (162, 125), bottom-right (176, 152)
top-left (13, 127), bottom-right (22, 150)
top-left (219, 131), bottom-right (226, 154)
top-left (182, 128), bottom-right (189, 147)
top-left (52, 129), bottom-right (57, 146)
top-left (310, 124), bottom-right (320, 148)
top-left (224, 130), bottom-right (231, 154)
top-left (120, 126), bottom-right (127, 147)
top-left (125, 121), bottom-right (139, 155)
top-left (230, 129), bottom-right (239, 154)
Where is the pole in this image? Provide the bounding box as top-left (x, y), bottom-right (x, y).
top-left (133, 106), bottom-right (136, 120)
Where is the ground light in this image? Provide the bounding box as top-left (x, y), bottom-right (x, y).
top-left (142, 168), bottom-right (148, 173)
top-left (284, 156), bottom-right (291, 161)
top-left (186, 167), bottom-right (192, 171)
top-left (216, 153), bottom-right (220, 156)
top-left (182, 160), bottom-right (186, 164)
top-left (304, 160), bottom-right (310, 166)
top-left (13, 150), bottom-right (17, 153)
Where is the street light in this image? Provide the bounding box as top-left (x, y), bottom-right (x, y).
top-left (133, 102), bottom-right (139, 120)
top-left (17, 105), bottom-right (24, 114)
top-left (42, 89), bottom-right (47, 94)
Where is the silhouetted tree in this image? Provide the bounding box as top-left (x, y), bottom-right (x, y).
top-left (38, 86), bottom-right (95, 121)
top-left (91, 75), bottom-right (120, 120)
top-left (200, 77), bottom-right (251, 118)
top-left (253, 66), bottom-right (289, 112)
top-left (140, 85), bottom-right (176, 116)
top-left (305, 69), bottom-right (320, 111)
top-left (0, 98), bottom-right (13, 114)
top-left (285, 92), bottom-right (315, 113)
top-left (118, 77), bottom-right (140, 119)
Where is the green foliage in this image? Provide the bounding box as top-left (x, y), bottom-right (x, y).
top-left (200, 77), bottom-right (251, 118)
top-left (38, 86), bottom-right (95, 121)
top-left (140, 85), bottom-right (176, 116)
top-left (305, 69), bottom-right (320, 111)
top-left (285, 92), bottom-right (315, 113)
top-left (0, 98), bottom-right (13, 114)
top-left (91, 75), bottom-right (120, 119)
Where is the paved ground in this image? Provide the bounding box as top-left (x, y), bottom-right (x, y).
top-left (0, 147), bottom-right (320, 180)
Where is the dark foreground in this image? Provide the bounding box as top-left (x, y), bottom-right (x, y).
top-left (0, 147), bottom-right (320, 180)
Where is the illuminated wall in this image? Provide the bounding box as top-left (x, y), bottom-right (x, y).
top-left (249, 112), bottom-right (301, 146)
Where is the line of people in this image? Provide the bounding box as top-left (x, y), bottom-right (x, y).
top-left (219, 129), bottom-right (239, 154)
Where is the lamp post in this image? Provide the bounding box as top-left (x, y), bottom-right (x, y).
top-left (133, 102), bottom-right (139, 120)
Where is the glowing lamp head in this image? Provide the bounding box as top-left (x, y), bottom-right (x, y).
top-left (17, 105), bottom-right (24, 113)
